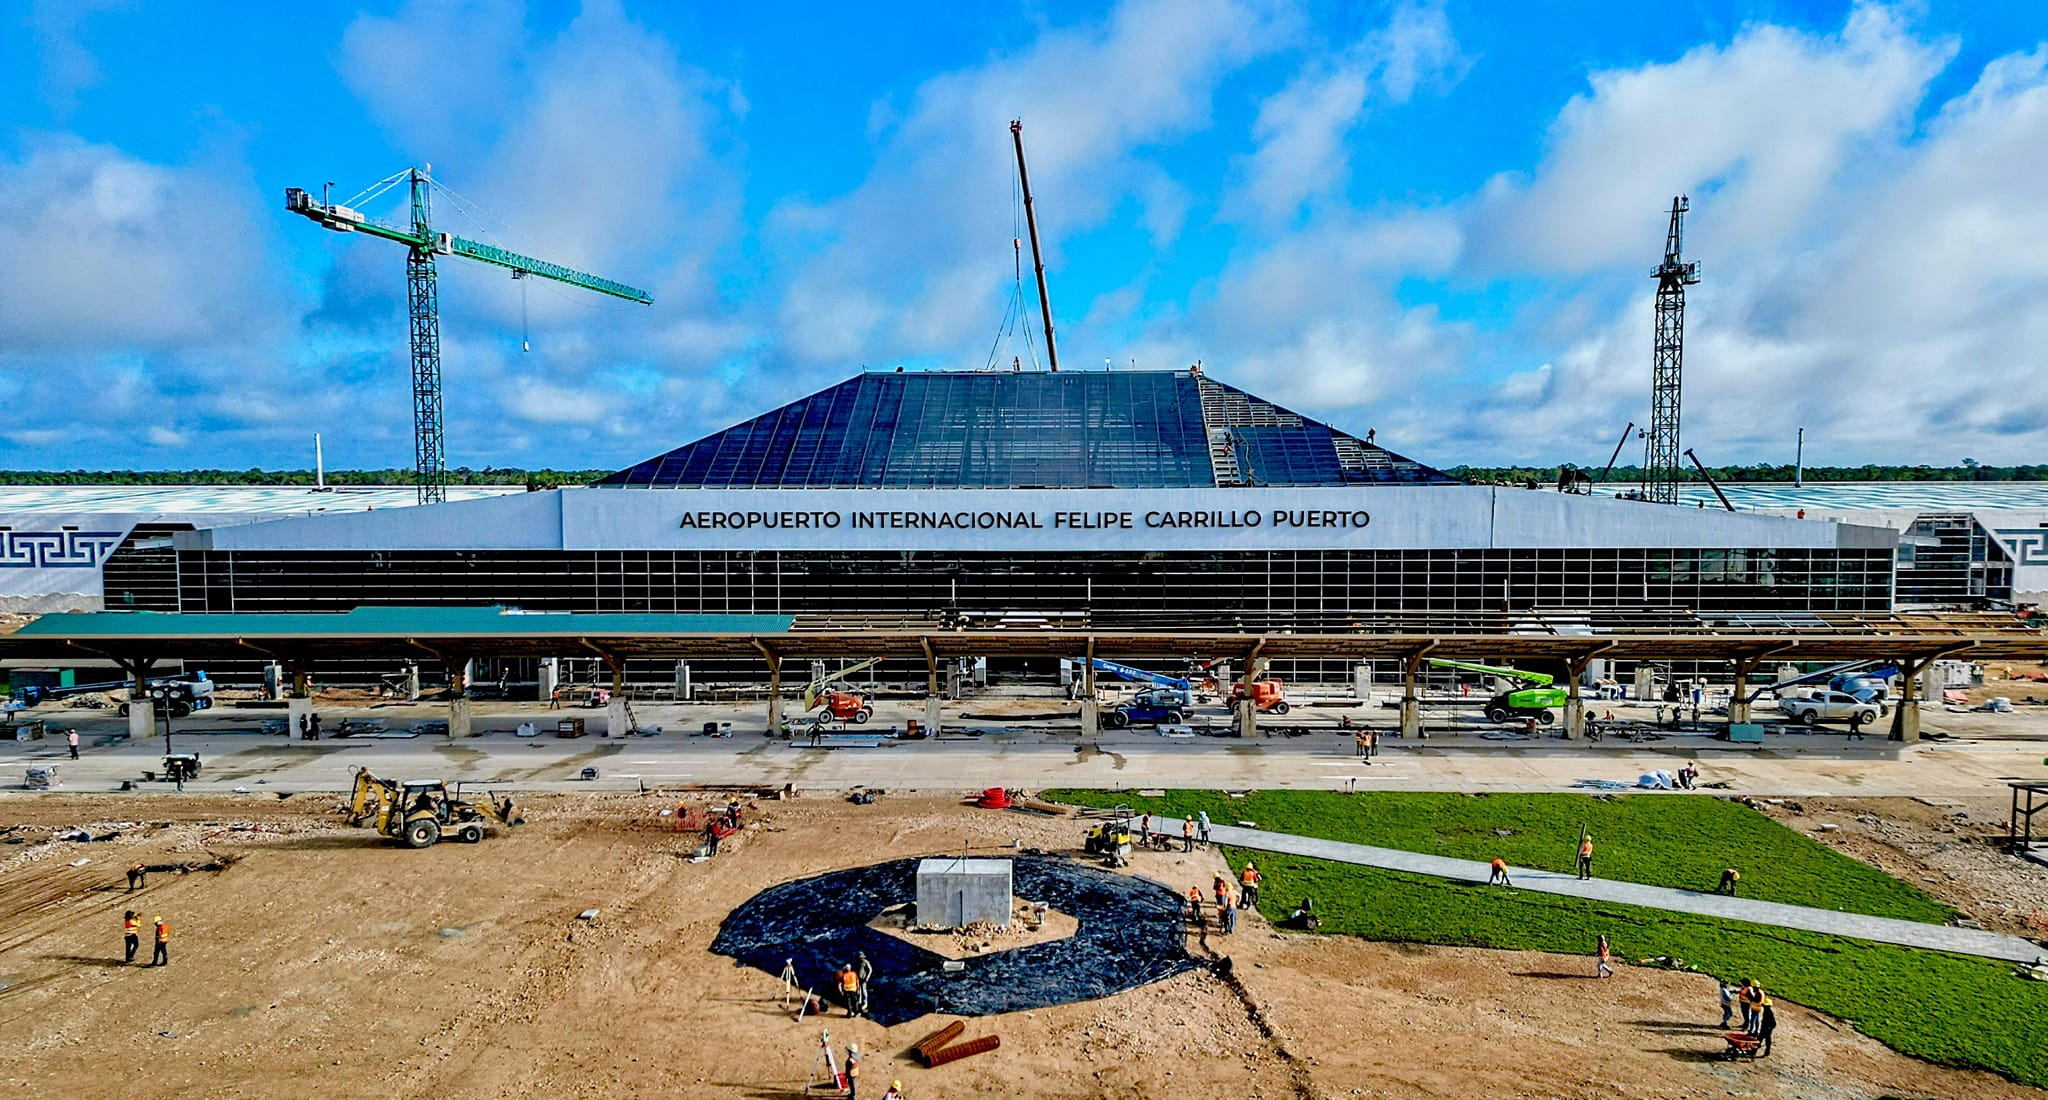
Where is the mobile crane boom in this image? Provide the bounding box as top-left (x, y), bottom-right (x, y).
top-left (1425, 658), bottom-right (1555, 688)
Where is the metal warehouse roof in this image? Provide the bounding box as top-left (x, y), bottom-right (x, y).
top-left (593, 369), bottom-right (1456, 490)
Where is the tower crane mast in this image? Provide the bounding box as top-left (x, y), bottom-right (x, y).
top-left (285, 168), bottom-right (652, 504)
top-left (1645, 196), bottom-right (1700, 505)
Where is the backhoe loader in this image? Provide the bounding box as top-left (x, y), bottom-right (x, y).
top-left (347, 767), bottom-right (521, 849)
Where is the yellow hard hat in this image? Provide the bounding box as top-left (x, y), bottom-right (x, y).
top-left (894, 1082), bottom-right (903, 1090)
top-left (849, 1042), bottom-right (859, 1052)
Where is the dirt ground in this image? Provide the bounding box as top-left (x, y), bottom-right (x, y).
top-left (1, 791), bottom-right (2041, 1100)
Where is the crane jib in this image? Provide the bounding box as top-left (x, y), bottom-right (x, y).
top-left (449, 238), bottom-right (653, 304)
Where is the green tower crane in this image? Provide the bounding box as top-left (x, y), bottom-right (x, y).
top-left (285, 168), bottom-right (652, 504)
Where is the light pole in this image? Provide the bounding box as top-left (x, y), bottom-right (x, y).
top-left (149, 685), bottom-right (181, 789)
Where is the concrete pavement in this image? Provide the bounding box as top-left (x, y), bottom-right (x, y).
top-left (1162, 817), bottom-right (2045, 964)
top-left (2, 694), bottom-right (2044, 798)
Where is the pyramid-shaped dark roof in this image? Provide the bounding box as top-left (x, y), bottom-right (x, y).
top-left (593, 370), bottom-right (1457, 489)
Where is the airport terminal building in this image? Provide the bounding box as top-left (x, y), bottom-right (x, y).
top-left (1, 368), bottom-right (1916, 687)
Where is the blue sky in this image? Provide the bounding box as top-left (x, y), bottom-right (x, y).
top-left (2, 1), bottom-right (2045, 472)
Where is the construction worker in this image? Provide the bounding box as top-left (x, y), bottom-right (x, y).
top-left (1187, 886), bottom-right (1206, 929)
top-left (1239, 862), bottom-right (1261, 907)
top-left (1717, 867), bottom-right (1740, 896)
top-left (1213, 875), bottom-right (1229, 912)
top-left (1139, 813), bottom-right (1152, 846)
top-left (1595, 934), bottom-right (1613, 978)
top-left (855, 951), bottom-right (873, 1016)
top-left (1488, 857), bottom-right (1511, 886)
top-left (1848, 711), bottom-right (1865, 741)
top-left (126, 862), bottom-right (146, 892)
top-left (1181, 817), bottom-right (1195, 852)
top-left (66, 728), bottom-right (79, 759)
top-left (838, 962), bottom-right (861, 1017)
top-left (151, 916), bottom-right (169, 967)
top-left (844, 1041), bottom-right (861, 1099)
top-left (1743, 983), bottom-right (1768, 1035)
top-left (1221, 887), bottom-right (1238, 934)
top-left (122, 910), bottom-right (140, 964)
top-left (1756, 996), bottom-right (1777, 1056)
top-left (1737, 979), bottom-right (1757, 1030)
top-left (1197, 809), bottom-right (1212, 847)
top-left (1577, 833), bottom-right (1594, 879)
top-left (725, 796), bottom-right (742, 829)
top-left (882, 1080), bottom-right (904, 1100)
top-left (1355, 729), bottom-right (1369, 757)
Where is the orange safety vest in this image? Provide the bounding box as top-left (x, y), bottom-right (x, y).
top-left (124, 917), bottom-right (139, 935)
top-left (1490, 859), bottom-right (1506, 872)
top-left (1240, 867), bottom-right (1259, 887)
top-left (839, 969), bottom-right (859, 992)
top-left (1580, 840), bottom-right (1593, 858)
top-left (155, 922), bottom-right (169, 943)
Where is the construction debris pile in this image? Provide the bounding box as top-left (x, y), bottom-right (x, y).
top-left (712, 854), bottom-right (1195, 1027)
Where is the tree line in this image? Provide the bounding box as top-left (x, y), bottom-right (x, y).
top-left (0, 468), bottom-right (611, 489)
top-left (1445, 462), bottom-right (2048, 485)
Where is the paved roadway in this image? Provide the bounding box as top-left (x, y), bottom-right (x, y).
top-left (3, 697), bottom-right (2044, 798)
top-left (1163, 817), bottom-right (2045, 963)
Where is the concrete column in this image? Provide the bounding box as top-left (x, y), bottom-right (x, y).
top-left (765, 659), bottom-right (783, 735)
top-left (1632, 664), bottom-right (1654, 702)
top-left (1352, 662), bottom-right (1372, 704)
top-left (673, 660), bottom-right (691, 701)
top-left (604, 664), bottom-right (625, 737)
top-left (263, 663), bottom-right (284, 701)
top-left (1400, 658), bottom-right (1422, 738)
top-left (1889, 659), bottom-right (1923, 743)
top-left (1080, 658), bottom-right (1098, 736)
top-left (447, 660), bottom-right (472, 739)
top-left (1236, 658), bottom-right (1262, 738)
top-left (1563, 660), bottom-right (1586, 740)
top-left (402, 662), bottom-right (421, 702)
top-left (923, 695), bottom-right (942, 737)
top-left (538, 658), bottom-right (559, 705)
top-left (1730, 660), bottom-right (1752, 724)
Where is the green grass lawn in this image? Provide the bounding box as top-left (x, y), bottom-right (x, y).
top-left (1043, 789), bottom-right (2046, 1088)
top-left (1042, 789), bottom-right (1953, 922)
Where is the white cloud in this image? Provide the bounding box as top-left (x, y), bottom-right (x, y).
top-left (768, 0), bottom-right (1283, 377)
top-left (0, 137), bottom-right (276, 352)
top-left (145, 426), bottom-right (189, 448)
top-left (504, 378), bottom-right (610, 425)
top-left (1465, 4), bottom-right (1952, 273)
top-left (1236, 1), bottom-right (1464, 222)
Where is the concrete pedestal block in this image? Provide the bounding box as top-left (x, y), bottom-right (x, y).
top-left (128, 698), bottom-right (155, 741)
top-left (606, 697), bottom-right (631, 737)
top-left (1236, 699), bottom-right (1257, 737)
top-left (449, 697), bottom-right (473, 740)
top-left (286, 696), bottom-right (313, 738)
top-left (1079, 699), bottom-right (1099, 737)
top-left (537, 659), bottom-right (559, 705)
top-left (923, 696), bottom-right (942, 737)
top-left (1563, 696), bottom-right (1584, 739)
top-left (916, 857), bottom-right (1011, 928)
top-left (1399, 696), bottom-right (1421, 738)
top-left (1352, 663), bottom-right (1372, 704)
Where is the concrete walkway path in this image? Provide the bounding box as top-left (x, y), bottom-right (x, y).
top-left (1159, 817), bottom-right (2045, 964)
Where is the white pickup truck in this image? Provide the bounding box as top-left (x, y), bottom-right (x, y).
top-left (1777, 690), bottom-right (1883, 726)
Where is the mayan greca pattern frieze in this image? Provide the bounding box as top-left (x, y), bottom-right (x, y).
top-left (0, 530), bottom-right (126, 568)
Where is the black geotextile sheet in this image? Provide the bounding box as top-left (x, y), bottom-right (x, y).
top-left (710, 854), bottom-right (1197, 1026)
